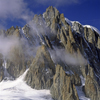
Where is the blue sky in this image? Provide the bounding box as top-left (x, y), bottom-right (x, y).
top-left (0, 0), bottom-right (100, 31)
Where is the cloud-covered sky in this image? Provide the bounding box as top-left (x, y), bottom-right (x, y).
top-left (0, 0), bottom-right (25, 19)
top-left (0, 0), bottom-right (100, 31)
top-left (0, 0), bottom-right (34, 29)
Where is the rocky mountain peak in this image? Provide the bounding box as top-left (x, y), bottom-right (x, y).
top-left (25, 45), bottom-right (55, 89)
top-left (0, 6), bottom-right (100, 100)
top-left (43, 6), bottom-right (60, 27)
top-left (45, 6), bottom-right (60, 17)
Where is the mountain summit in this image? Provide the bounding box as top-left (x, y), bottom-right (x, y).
top-left (0, 6), bottom-right (100, 100)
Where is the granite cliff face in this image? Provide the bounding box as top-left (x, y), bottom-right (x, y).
top-left (25, 45), bottom-right (55, 89)
top-left (0, 6), bottom-right (100, 100)
top-left (50, 64), bottom-right (79, 100)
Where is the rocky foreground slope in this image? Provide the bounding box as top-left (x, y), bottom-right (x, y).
top-left (0, 6), bottom-right (100, 100)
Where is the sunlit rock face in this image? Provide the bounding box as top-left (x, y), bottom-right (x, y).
top-left (50, 64), bottom-right (79, 100)
top-left (0, 6), bottom-right (100, 100)
top-left (25, 45), bottom-right (55, 89)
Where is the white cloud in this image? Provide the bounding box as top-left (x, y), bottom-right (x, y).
top-left (0, 0), bottom-right (34, 29)
top-left (49, 48), bottom-right (87, 66)
top-left (0, 35), bottom-right (20, 58)
top-left (0, 0), bottom-right (85, 29)
top-left (0, 0), bottom-right (23, 18)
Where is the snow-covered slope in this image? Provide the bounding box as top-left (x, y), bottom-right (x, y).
top-left (65, 18), bottom-right (100, 35)
top-left (0, 69), bottom-right (52, 100)
top-left (83, 25), bottom-right (100, 34)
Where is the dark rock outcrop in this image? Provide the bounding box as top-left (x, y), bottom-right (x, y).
top-left (71, 72), bottom-right (81, 86)
top-left (0, 63), bottom-right (4, 82)
top-left (0, 67), bottom-right (4, 82)
top-left (84, 27), bottom-right (96, 45)
top-left (7, 46), bottom-right (27, 78)
top-left (84, 64), bottom-right (100, 100)
top-left (0, 54), bottom-right (4, 82)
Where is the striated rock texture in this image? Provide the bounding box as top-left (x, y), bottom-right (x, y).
top-left (0, 54), bottom-right (4, 81)
top-left (0, 59), bottom-right (4, 82)
top-left (85, 75), bottom-right (98, 100)
top-left (25, 45), bottom-right (55, 89)
top-left (50, 64), bottom-right (79, 100)
top-left (84, 64), bottom-right (100, 100)
top-left (7, 47), bottom-right (27, 78)
top-left (6, 26), bottom-right (21, 37)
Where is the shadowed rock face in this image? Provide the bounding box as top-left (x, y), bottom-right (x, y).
top-left (25, 45), bottom-right (55, 89)
top-left (0, 6), bottom-right (100, 100)
top-left (0, 54), bottom-right (3, 82)
top-left (84, 64), bottom-right (100, 100)
top-left (5, 42), bottom-right (30, 79)
top-left (0, 64), bottom-right (4, 82)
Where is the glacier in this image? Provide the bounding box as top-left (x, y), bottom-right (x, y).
top-left (0, 69), bottom-right (52, 100)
